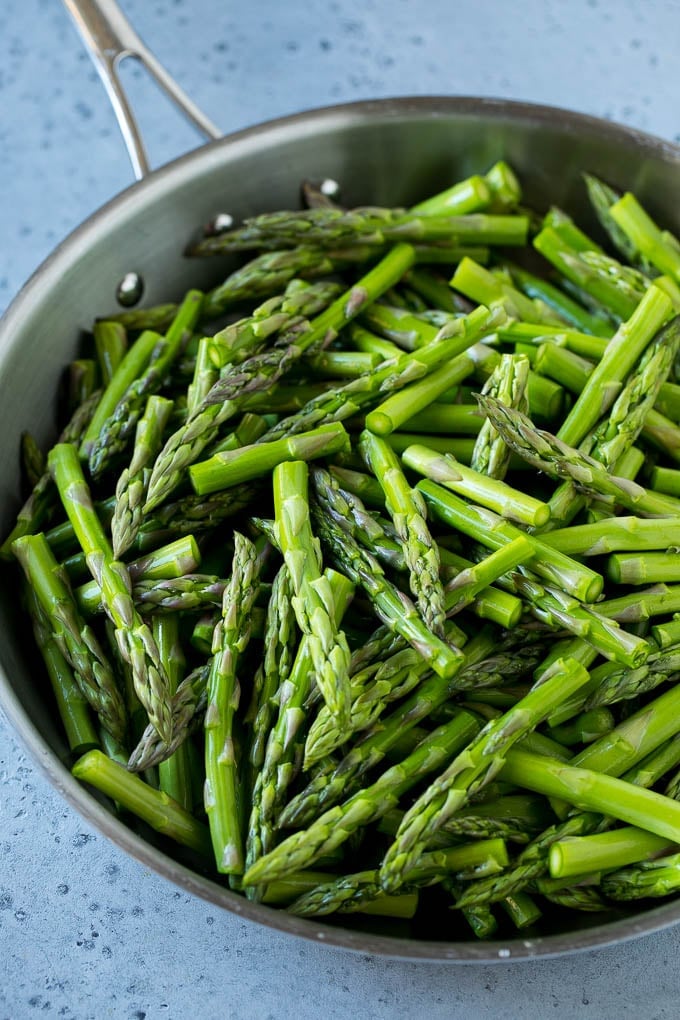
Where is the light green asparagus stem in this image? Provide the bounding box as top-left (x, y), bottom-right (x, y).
top-left (476, 394), bottom-right (680, 518)
top-left (190, 207), bottom-right (529, 254)
top-left (602, 851), bottom-right (680, 901)
top-left (610, 192), bottom-right (680, 284)
top-left (259, 305), bottom-right (506, 443)
top-left (189, 423), bottom-right (350, 495)
top-left (24, 585), bottom-right (99, 755)
top-left (89, 291), bottom-right (203, 476)
top-left (144, 245), bottom-right (416, 511)
top-left (286, 839), bottom-right (508, 918)
top-left (549, 827), bottom-right (676, 879)
top-left (244, 571), bottom-right (354, 897)
top-left (273, 461), bottom-right (352, 725)
top-left (47, 443), bottom-right (173, 743)
top-left (242, 709), bottom-right (482, 885)
top-left (111, 395), bottom-right (174, 558)
top-left (471, 352), bottom-right (530, 479)
top-left (126, 662), bottom-right (210, 771)
top-left (73, 750), bottom-right (211, 856)
top-left (278, 627), bottom-right (500, 826)
top-left (379, 657), bottom-right (590, 890)
top-left (418, 480), bottom-right (603, 603)
top-left (13, 533), bottom-right (126, 743)
top-left (358, 432), bottom-right (446, 636)
top-left (247, 564), bottom-right (296, 770)
top-left (500, 749), bottom-right (680, 845)
top-left (363, 305), bottom-right (508, 435)
top-left (451, 256), bottom-right (562, 323)
top-left (204, 533), bottom-right (261, 875)
top-left (309, 483), bottom-right (463, 681)
top-left (403, 444), bottom-right (551, 528)
top-left (1, 390), bottom-right (102, 559)
top-left (154, 615), bottom-right (191, 813)
top-left (542, 516), bottom-right (680, 557)
top-left (506, 263), bottom-right (613, 337)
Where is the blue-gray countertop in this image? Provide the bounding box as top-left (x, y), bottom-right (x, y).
top-left (2, 1), bottom-right (680, 1017)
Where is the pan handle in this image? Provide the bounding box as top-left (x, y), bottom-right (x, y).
top-left (61, 0), bottom-right (222, 180)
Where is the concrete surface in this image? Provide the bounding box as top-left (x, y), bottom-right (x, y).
top-left (2, 1), bottom-right (680, 1017)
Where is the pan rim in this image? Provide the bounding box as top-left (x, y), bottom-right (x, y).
top-left (3, 93), bottom-right (680, 961)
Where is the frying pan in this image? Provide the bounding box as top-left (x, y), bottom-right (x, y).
top-left (2, 0), bottom-right (680, 962)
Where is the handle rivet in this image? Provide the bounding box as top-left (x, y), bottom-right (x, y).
top-left (320, 178), bottom-right (341, 198)
top-left (116, 272), bottom-right (144, 307)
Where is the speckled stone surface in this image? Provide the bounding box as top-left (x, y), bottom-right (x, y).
top-left (2, 1), bottom-right (680, 1017)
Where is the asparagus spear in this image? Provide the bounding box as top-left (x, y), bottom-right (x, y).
top-left (379, 657), bottom-right (590, 890)
top-left (0, 389), bottom-right (102, 558)
top-left (242, 709), bottom-right (481, 885)
top-left (476, 394), bottom-right (680, 518)
top-left (309, 489), bottom-right (463, 682)
top-left (23, 583), bottom-right (99, 755)
top-left (189, 423), bottom-right (350, 495)
top-left (73, 750), bottom-right (211, 856)
top-left (189, 207), bottom-right (529, 254)
top-left (602, 852), bottom-right (680, 901)
top-left (154, 615), bottom-right (191, 812)
top-left (403, 444), bottom-right (550, 528)
top-left (246, 564), bottom-right (296, 770)
top-left (93, 321), bottom-right (127, 386)
top-left (258, 304), bottom-right (506, 443)
top-left (549, 826), bottom-right (675, 879)
top-left (144, 245), bottom-right (416, 511)
top-left (21, 432), bottom-right (45, 491)
top-left (418, 480), bottom-right (603, 603)
top-left (285, 839), bottom-right (509, 918)
top-left (111, 395), bottom-right (174, 558)
top-left (204, 532), bottom-right (261, 875)
top-left (244, 571), bottom-right (354, 896)
top-left (273, 461), bottom-right (352, 725)
top-left (127, 663), bottom-right (210, 771)
top-left (357, 433), bottom-right (446, 636)
top-left (88, 292), bottom-right (203, 477)
top-left (609, 192), bottom-right (680, 284)
top-left (13, 534), bottom-right (126, 744)
top-left (471, 352), bottom-right (530, 479)
top-left (47, 443), bottom-right (173, 743)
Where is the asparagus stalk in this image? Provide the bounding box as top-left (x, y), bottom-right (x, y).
top-left (24, 584), bottom-right (99, 755)
top-left (471, 352), bottom-right (530, 479)
top-left (541, 516), bottom-right (680, 556)
top-left (154, 615), bottom-right (191, 813)
top-left (418, 479), bottom-right (603, 603)
top-left (189, 423), bottom-right (350, 495)
top-left (1, 389), bottom-right (102, 558)
top-left (258, 304), bottom-right (506, 443)
top-left (204, 533), bottom-right (261, 875)
top-left (242, 709), bottom-right (482, 885)
top-left (144, 245), bottom-right (416, 510)
top-left (549, 827), bottom-right (675, 879)
top-left (47, 443), bottom-right (173, 743)
top-left (310, 488), bottom-right (463, 682)
top-left (111, 395), bottom-right (174, 558)
top-left (403, 444), bottom-right (551, 528)
top-left (88, 291), bottom-right (203, 477)
top-left (609, 192), bottom-right (680, 284)
top-left (73, 750), bottom-right (211, 855)
top-left (357, 433), bottom-right (446, 635)
top-left (500, 749), bottom-right (680, 845)
top-left (278, 627), bottom-right (500, 826)
top-left (476, 394), bottom-right (680, 518)
top-left (190, 207), bottom-right (529, 254)
top-left (247, 564), bottom-right (296, 770)
top-left (244, 571), bottom-right (354, 896)
top-left (379, 657), bottom-right (590, 890)
top-left (273, 461), bottom-right (352, 725)
top-left (13, 534), bottom-right (126, 743)
top-left (602, 852), bottom-right (680, 901)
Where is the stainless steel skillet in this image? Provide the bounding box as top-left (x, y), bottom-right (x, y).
top-left (2, 0), bottom-right (680, 961)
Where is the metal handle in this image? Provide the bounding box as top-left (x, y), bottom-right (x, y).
top-left (62, 0), bottom-right (222, 180)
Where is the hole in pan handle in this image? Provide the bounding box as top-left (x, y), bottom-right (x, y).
top-left (61, 0), bottom-right (222, 180)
